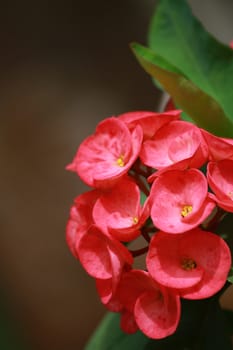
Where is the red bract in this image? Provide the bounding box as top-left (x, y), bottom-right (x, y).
top-left (78, 226), bottom-right (133, 301)
top-left (66, 117), bottom-right (143, 188)
top-left (149, 169), bottom-right (215, 233)
top-left (140, 120), bottom-right (208, 175)
top-left (147, 229), bottom-right (231, 299)
top-left (115, 270), bottom-right (181, 339)
top-left (96, 278), bottom-right (124, 310)
top-left (119, 109), bottom-right (180, 140)
top-left (207, 159), bottom-right (233, 212)
top-left (92, 177), bottom-right (149, 241)
top-left (66, 190), bottom-right (100, 257)
top-left (201, 129), bottom-right (233, 161)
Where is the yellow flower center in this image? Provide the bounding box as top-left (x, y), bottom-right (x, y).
top-left (116, 155), bottom-right (124, 167)
top-left (181, 205), bottom-right (193, 217)
top-left (181, 258), bottom-right (197, 271)
top-left (132, 216), bottom-right (139, 224)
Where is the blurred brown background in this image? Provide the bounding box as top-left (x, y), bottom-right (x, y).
top-left (0, 1), bottom-right (233, 349)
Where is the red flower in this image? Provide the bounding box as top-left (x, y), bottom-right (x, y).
top-left (78, 226), bottom-right (133, 303)
top-left (93, 177), bottom-right (150, 241)
top-left (115, 270), bottom-right (181, 339)
top-left (66, 117), bottom-right (143, 188)
top-left (119, 109), bottom-right (180, 140)
top-left (66, 190), bottom-right (100, 257)
top-left (149, 169), bottom-right (215, 233)
top-left (147, 229), bottom-right (231, 299)
top-left (201, 129), bottom-right (233, 161)
top-left (207, 159), bottom-right (233, 212)
top-left (140, 121), bottom-right (208, 176)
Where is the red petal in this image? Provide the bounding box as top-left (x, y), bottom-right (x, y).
top-left (119, 110), bottom-right (180, 140)
top-left (134, 289), bottom-right (180, 339)
top-left (147, 232), bottom-right (204, 289)
top-left (179, 229), bottom-right (231, 299)
top-left (78, 228), bottom-right (112, 279)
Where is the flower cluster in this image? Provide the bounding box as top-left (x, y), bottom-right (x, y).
top-left (66, 110), bottom-right (232, 339)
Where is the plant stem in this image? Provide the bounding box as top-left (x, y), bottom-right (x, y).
top-left (129, 246), bottom-right (149, 257)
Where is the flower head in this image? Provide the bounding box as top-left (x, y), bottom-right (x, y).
top-left (119, 109), bottom-right (180, 140)
top-left (67, 117), bottom-right (143, 188)
top-left (147, 229), bottom-right (231, 299)
top-left (149, 168), bottom-right (216, 233)
top-left (115, 269), bottom-right (181, 339)
top-left (201, 129), bottom-right (233, 161)
top-left (207, 159), bottom-right (233, 212)
top-left (93, 177), bottom-right (149, 241)
top-left (140, 121), bottom-right (208, 175)
top-left (78, 226), bottom-right (133, 304)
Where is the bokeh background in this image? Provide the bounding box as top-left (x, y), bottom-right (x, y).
top-left (1, 1), bottom-right (233, 349)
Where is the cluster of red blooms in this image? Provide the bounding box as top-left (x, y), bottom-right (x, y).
top-left (66, 109), bottom-right (232, 339)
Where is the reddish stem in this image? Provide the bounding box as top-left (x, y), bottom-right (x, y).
top-left (202, 207), bottom-right (226, 231)
top-left (131, 173), bottom-right (150, 196)
top-left (141, 229), bottom-right (151, 243)
top-left (129, 246), bottom-right (149, 257)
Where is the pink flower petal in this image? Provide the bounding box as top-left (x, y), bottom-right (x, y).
top-left (93, 177), bottom-right (148, 241)
top-left (116, 270), bottom-right (156, 313)
top-left (113, 270), bottom-right (181, 339)
top-left (140, 121), bottom-right (208, 170)
top-left (147, 229), bottom-right (231, 299)
top-left (96, 278), bottom-right (115, 306)
top-left (135, 289), bottom-right (180, 339)
top-left (66, 190), bottom-right (100, 256)
top-left (150, 169), bottom-right (215, 233)
top-left (147, 232), bottom-right (204, 289)
top-left (119, 109), bottom-right (180, 139)
top-left (179, 229), bottom-right (231, 299)
top-left (120, 310), bottom-right (138, 334)
top-left (201, 129), bottom-right (233, 161)
top-left (67, 117), bottom-right (142, 188)
top-left (78, 227), bottom-right (112, 279)
top-left (207, 160), bottom-right (233, 212)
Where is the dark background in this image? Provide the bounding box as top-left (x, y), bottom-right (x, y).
top-left (0, 1), bottom-right (233, 349)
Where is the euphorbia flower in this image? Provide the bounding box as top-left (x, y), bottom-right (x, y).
top-left (140, 120), bottom-right (208, 175)
top-left (147, 229), bottom-right (231, 299)
top-left (66, 190), bottom-right (100, 257)
top-left (77, 226), bottom-right (133, 301)
top-left (92, 177), bottom-right (149, 241)
top-left (149, 169), bottom-right (215, 233)
top-left (114, 269), bottom-right (181, 339)
top-left (201, 129), bottom-right (233, 161)
top-left (66, 117), bottom-right (143, 188)
top-left (207, 159), bottom-right (233, 212)
top-left (119, 109), bottom-right (180, 140)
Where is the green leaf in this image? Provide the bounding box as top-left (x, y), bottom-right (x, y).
top-left (131, 42), bottom-right (233, 137)
top-left (84, 313), bottom-right (151, 350)
top-left (148, 0), bottom-right (233, 133)
top-left (85, 299), bottom-right (233, 350)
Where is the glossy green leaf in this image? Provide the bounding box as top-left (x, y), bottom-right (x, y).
top-left (148, 0), bottom-right (233, 132)
top-left (85, 298), bottom-right (233, 349)
top-left (131, 42), bottom-right (233, 137)
top-left (84, 313), bottom-right (150, 350)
